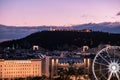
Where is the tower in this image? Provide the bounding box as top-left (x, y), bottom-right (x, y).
top-left (50, 26), bottom-right (53, 31)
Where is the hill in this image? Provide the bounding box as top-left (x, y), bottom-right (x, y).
top-left (0, 22), bottom-right (120, 42)
top-left (0, 31), bottom-right (120, 50)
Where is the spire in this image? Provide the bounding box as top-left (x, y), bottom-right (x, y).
top-left (12, 44), bottom-right (15, 50)
top-left (50, 26), bottom-right (53, 31)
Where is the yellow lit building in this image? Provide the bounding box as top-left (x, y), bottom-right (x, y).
top-left (0, 59), bottom-right (42, 79)
top-left (50, 57), bottom-right (91, 78)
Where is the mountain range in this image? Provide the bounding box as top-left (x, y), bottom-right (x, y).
top-left (0, 22), bottom-right (120, 42)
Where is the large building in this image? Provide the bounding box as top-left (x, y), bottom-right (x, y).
top-left (0, 59), bottom-right (42, 79)
top-left (50, 57), bottom-right (91, 79)
top-left (42, 56), bottom-right (51, 77)
top-left (0, 50), bottom-right (92, 80)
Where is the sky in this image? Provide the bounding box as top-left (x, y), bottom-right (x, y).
top-left (0, 0), bottom-right (120, 26)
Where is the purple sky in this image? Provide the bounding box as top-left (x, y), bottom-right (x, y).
top-left (0, 0), bottom-right (120, 26)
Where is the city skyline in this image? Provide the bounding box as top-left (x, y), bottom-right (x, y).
top-left (0, 1), bottom-right (120, 79)
top-left (0, 0), bottom-right (120, 26)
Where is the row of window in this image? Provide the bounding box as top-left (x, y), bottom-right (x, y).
top-left (3, 68), bottom-right (40, 71)
top-left (4, 64), bottom-right (39, 67)
top-left (3, 74), bottom-right (40, 78)
top-left (3, 71), bottom-right (39, 74)
top-left (4, 71), bottom-right (31, 74)
top-left (4, 68), bottom-right (39, 70)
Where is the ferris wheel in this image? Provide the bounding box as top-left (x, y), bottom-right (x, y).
top-left (92, 46), bottom-right (120, 80)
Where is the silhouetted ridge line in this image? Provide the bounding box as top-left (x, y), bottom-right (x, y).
top-left (0, 31), bottom-right (120, 50)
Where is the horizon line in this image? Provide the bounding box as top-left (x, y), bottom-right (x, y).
top-left (0, 21), bottom-right (120, 27)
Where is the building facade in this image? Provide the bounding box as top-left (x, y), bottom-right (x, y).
top-left (50, 57), bottom-right (91, 78)
top-left (0, 59), bottom-right (42, 79)
top-left (42, 56), bottom-right (51, 77)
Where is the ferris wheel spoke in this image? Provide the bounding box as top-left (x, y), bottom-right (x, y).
top-left (118, 71), bottom-right (120, 74)
top-left (107, 72), bottom-right (112, 80)
top-left (114, 54), bottom-right (120, 63)
top-left (116, 58), bottom-right (120, 63)
top-left (116, 73), bottom-right (120, 80)
top-left (99, 54), bottom-right (110, 64)
top-left (113, 49), bottom-right (116, 62)
top-left (105, 49), bottom-right (112, 62)
top-left (95, 62), bottom-right (108, 67)
top-left (95, 70), bottom-right (109, 80)
top-left (99, 70), bottom-right (109, 80)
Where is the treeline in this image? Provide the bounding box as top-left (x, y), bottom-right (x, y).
top-left (0, 31), bottom-right (120, 50)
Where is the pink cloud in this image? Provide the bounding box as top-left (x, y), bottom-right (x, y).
top-left (116, 12), bottom-right (120, 16)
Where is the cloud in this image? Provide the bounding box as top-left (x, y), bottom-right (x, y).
top-left (116, 12), bottom-right (120, 16)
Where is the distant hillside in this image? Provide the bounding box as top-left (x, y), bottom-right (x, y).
top-left (0, 22), bottom-right (120, 42)
top-left (73, 22), bottom-right (120, 33)
top-left (0, 31), bottom-right (120, 50)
